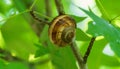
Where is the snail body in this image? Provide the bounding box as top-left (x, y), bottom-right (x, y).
top-left (49, 15), bottom-right (76, 47)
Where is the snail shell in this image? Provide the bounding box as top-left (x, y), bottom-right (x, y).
top-left (49, 15), bottom-right (76, 47)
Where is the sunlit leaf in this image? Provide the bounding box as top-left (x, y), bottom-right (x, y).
top-left (96, 0), bottom-right (120, 20)
top-left (1, 14), bottom-right (38, 60)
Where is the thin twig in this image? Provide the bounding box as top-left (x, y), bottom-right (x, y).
top-left (29, 0), bottom-right (39, 10)
top-left (54, 0), bottom-right (65, 15)
top-left (83, 37), bottom-right (96, 63)
top-left (110, 15), bottom-right (120, 23)
top-left (70, 41), bottom-right (87, 69)
top-left (30, 10), bottom-right (50, 25)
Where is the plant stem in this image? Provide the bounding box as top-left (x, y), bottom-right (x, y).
top-left (32, 11), bottom-right (52, 20)
top-left (29, 0), bottom-right (38, 10)
top-left (54, 0), bottom-right (96, 69)
top-left (30, 10), bottom-right (50, 25)
top-left (54, 0), bottom-right (65, 15)
top-left (83, 37), bottom-right (96, 63)
top-left (70, 41), bottom-right (87, 69)
top-left (45, 0), bottom-right (52, 17)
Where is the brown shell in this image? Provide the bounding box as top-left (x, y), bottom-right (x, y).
top-left (49, 15), bottom-right (76, 47)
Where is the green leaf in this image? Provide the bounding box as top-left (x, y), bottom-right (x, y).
top-left (39, 25), bottom-right (49, 43)
top-left (12, 0), bottom-right (27, 12)
top-left (1, 14), bottom-right (38, 60)
top-left (95, 0), bottom-right (120, 20)
top-left (79, 7), bottom-right (120, 57)
top-left (62, 0), bottom-right (72, 14)
top-left (35, 43), bottom-right (49, 57)
top-left (87, 21), bottom-right (102, 36)
top-left (101, 54), bottom-right (120, 67)
top-left (76, 28), bottom-right (91, 41)
top-left (6, 62), bottom-right (29, 69)
top-left (51, 46), bottom-right (78, 69)
top-left (70, 15), bottom-right (86, 23)
top-left (0, 60), bottom-right (29, 69)
top-left (0, 59), bottom-right (6, 69)
top-left (85, 39), bottom-right (120, 69)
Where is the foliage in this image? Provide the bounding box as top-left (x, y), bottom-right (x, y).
top-left (0, 0), bottom-right (120, 69)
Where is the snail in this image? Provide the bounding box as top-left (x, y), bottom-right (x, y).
top-left (30, 11), bottom-right (76, 46)
top-left (49, 15), bottom-right (76, 47)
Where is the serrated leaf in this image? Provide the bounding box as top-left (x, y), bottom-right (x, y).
top-left (70, 15), bottom-right (86, 23)
top-left (79, 7), bottom-right (120, 57)
top-left (76, 28), bottom-right (91, 41)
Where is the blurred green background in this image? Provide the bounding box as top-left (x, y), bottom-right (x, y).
top-left (0, 0), bottom-right (120, 69)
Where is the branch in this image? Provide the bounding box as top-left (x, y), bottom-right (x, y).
top-left (54, 0), bottom-right (65, 15)
top-left (54, 0), bottom-right (87, 69)
top-left (70, 41), bottom-right (87, 69)
top-left (83, 37), bottom-right (96, 63)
